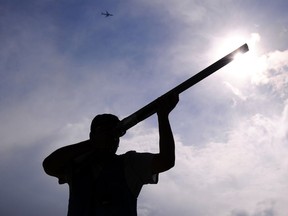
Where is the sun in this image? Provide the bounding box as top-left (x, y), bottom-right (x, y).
top-left (212, 33), bottom-right (265, 86)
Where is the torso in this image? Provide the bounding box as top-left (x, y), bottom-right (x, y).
top-left (67, 154), bottom-right (137, 216)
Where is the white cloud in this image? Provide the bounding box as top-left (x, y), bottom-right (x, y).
top-left (32, 94), bottom-right (288, 213)
top-left (246, 48), bottom-right (288, 95)
top-left (2, 1), bottom-right (288, 215)
top-left (224, 81), bottom-right (247, 101)
top-left (116, 100), bottom-right (288, 216)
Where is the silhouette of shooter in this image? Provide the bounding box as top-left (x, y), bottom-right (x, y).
top-left (43, 93), bottom-right (179, 216)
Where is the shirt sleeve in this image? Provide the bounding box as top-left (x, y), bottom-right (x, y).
top-left (124, 151), bottom-right (159, 197)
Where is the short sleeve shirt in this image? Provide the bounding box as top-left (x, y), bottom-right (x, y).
top-left (124, 151), bottom-right (158, 197)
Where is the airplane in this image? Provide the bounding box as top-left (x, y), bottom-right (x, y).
top-left (101, 11), bottom-right (113, 17)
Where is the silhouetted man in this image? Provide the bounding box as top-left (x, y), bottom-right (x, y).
top-left (43, 94), bottom-right (179, 215)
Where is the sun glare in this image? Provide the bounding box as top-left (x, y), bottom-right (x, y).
top-left (233, 52), bottom-right (246, 61)
top-left (212, 33), bottom-right (265, 86)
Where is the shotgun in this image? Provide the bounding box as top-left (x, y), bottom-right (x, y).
top-left (116, 43), bottom-right (249, 136)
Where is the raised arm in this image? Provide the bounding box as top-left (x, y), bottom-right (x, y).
top-left (151, 94), bottom-right (179, 174)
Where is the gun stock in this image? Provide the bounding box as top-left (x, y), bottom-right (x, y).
top-left (116, 43), bottom-right (249, 136)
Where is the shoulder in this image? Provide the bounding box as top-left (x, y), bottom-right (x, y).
top-left (121, 151), bottom-right (155, 159)
top-left (119, 151), bottom-right (156, 166)
top-left (121, 151), bottom-right (157, 181)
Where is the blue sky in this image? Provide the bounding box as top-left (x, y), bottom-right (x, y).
top-left (1, 0), bottom-right (288, 215)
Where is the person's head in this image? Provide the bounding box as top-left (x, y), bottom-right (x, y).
top-left (89, 114), bottom-right (121, 153)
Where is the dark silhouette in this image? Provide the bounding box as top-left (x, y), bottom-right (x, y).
top-left (43, 94), bottom-right (179, 216)
top-left (101, 11), bottom-right (113, 17)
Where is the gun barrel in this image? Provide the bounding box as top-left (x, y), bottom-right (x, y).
top-left (116, 43), bottom-right (249, 136)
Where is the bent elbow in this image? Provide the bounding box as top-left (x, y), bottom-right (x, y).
top-left (42, 158), bottom-right (53, 175)
top-left (152, 154), bottom-right (175, 174)
top-left (161, 157), bottom-right (175, 172)
top-left (42, 157), bottom-right (60, 177)
top-left (166, 159), bottom-right (175, 170)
